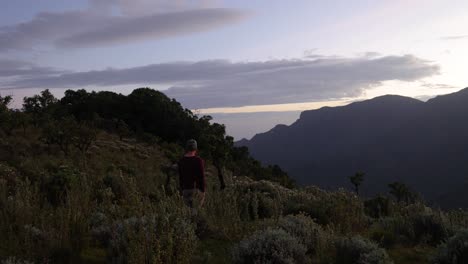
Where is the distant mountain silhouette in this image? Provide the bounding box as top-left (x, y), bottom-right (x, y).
top-left (237, 88), bottom-right (468, 208)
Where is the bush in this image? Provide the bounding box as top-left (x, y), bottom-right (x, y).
top-left (411, 213), bottom-right (451, 246)
top-left (284, 187), bottom-right (367, 233)
top-left (370, 212), bottom-right (452, 247)
top-left (102, 173), bottom-right (127, 201)
top-left (104, 214), bottom-right (197, 264)
top-left (277, 214), bottom-right (325, 255)
top-left (365, 195), bottom-right (392, 218)
top-left (369, 217), bottom-right (412, 248)
top-left (232, 229), bottom-right (309, 264)
top-left (1, 257), bottom-right (34, 264)
top-left (431, 229), bottom-right (468, 264)
top-left (335, 236), bottom-right (393, 264)
top-left (42, 166), bottom-right (78, 206)
top-left (236, 180), bottom-right (285, 221)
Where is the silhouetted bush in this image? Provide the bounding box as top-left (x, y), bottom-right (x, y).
top-left (72, 122), bottom-right (97, 154)
top-left (102, 174), bottom-right (127, 201)
top-left (369, 216), bottom-right (412, 248)
top-left (1, 257), bottom-right (34, 264)
top-left (411, 213), bottom-right (451, 246)
top-left (335, 236), bottom-right (393, 264)
top-left (41, 117), bottom-right (78, 155)
top-left (277, 214), bottom-right (327, 255)
top-left (431, 229), bottom-right (468, 264)
top-left (370, 211), bottom-right (451, 247)
top-left (42, 166), bottom-right (77, 206)
top-left (106, 215), bottom-right (197, 264)
top-left (365, 195), bottom-right (392, 218)
top-left (232, 229), bottom-right (309, 264)
top-left (237, 180), bottom-right (285, 220)
top-left (284, 187), bottom-right (366, 233)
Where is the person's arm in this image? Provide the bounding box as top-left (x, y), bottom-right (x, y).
top-left (198, 158), bottom-right (206, 206)
top-left (197, 158), bottom-right (206, 193)
top-left (177, 160), bottom-right (183, 194)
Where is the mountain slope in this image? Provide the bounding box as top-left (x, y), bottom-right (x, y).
top-left (238, 88), bottom-right (468, 208)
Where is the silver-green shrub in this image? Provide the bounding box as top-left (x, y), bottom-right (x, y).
top-left (232, 229), bottom-right (309, 264)
top-left (411, 212), bottom-right (451, 245)
top-left (431, 228), bottom-right (468, 264)
top-left (335, 236), bottom-right (393, 264)
top-left (240, 180), bottom-right (285, 219)
top-left (1, 257), bottom-right (34, 264)
top-left (102, 213), bottom-right (197, 264)
top-left (371, 211), bottom-right (452, 247)
top-left (369, 216), bottom-right (413, 247)
top-left (283, 187), bottom-right (367, 233)
top-left (277, 214), bottom-right (324, 255)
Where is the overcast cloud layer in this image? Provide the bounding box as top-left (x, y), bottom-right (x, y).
top-left (0, 0), bottom-right (247, 51)
top-left (0, 59), bottom-right (67, 78)
top-left (439, 35), bottom-right (468, 40)
top-left (57, 9), bottom-right (247, 48)
top-left (1, 54), bottom-right (439, 108)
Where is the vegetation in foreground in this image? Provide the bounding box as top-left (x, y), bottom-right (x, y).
top-left (0, 89), bottom-right (467, 263)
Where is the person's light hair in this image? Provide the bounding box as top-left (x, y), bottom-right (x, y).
top-left (185, 139), bottom-right (197, 151)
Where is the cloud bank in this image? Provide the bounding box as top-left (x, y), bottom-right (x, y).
top-left (439, 35), bottom-right (468, 40)
top-left (57, 9), bottom-right (248, 48)
top-left (0, 59), bottom-right (65, 78)
top-left (0, 0), bottom-right (248, 51)
top-left (1, 54), bottom-right (439, 108)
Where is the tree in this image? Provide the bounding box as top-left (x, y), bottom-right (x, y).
top-left (116, 119), bottom-right (131, 141)
top-left (41, 117), bottom-right (78, 156)
top-left (202, 121), bottom-right (231, 190)
top-left (0, 95), bottom-right (15, 135)
top-left (23, 89), bottom-right (58, 127)
top-left (349, 172), bottom-right (365, 195)
top-left (0, 94), bottom-right (12, 111)
top-left (22, 89), bottom-right (57, 111)
top-left (15, 111), bottom-right (31, 135)
top-left (72, 122), bottom-right (98, 154)
top-left (388, 181), bottom-right (416, 205)
top-left (38, 89), bottom-right (57, 108)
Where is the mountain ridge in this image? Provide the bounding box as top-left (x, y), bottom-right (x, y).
top-left (238, 88), bottom-right (468, 208)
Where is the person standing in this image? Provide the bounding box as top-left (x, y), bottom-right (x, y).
top-left (178, 139), bottom-right (206, 209)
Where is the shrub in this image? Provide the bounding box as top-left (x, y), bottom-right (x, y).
top-left (232, 229), bottom-right (309, 264)
top-left (106, 214), bottom-right (197, 264)
top-left (72, 122), bottom-right (97, 154)
top-left (258, 194), bottom-right (280, 219)
top-left (431, 229), bottom-right (468, 264)
top-left (89, 212), bottom-right (111, 246)
top-left (446, 209), bottom-right (468, 230)
top-left (335, 236), bottom-right (393, 264)
top-left (369, 217), bottom-right (413, 247)
top-left (370, 212), bottom-right (451, 247)
top-left (277, 214), bottom-right (324, 255)
top-left (365, 195), bottom-right (392, 218)
top-left (42, 166), bottom-right (78, 206)
top-left (1, 257), bottom-right (34, 264)
top-left (201, 183), bottom-right (246, 240)
top-left (411, 213), bottom-right (451, 246)
top-left (40, 117), bottom-right (77, 155)
top-left (236, 180), bottom-right (284, 221)
top-left (284, 187), bottom-right (367, 233)
top-left (102, 173), bottom-right (127, 201)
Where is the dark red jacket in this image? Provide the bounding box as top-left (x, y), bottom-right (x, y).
top-left (178, 156), bottom-right (206, 192)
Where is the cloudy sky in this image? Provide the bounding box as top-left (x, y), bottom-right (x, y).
top-left (1, 0), bottom-right (467, 139)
